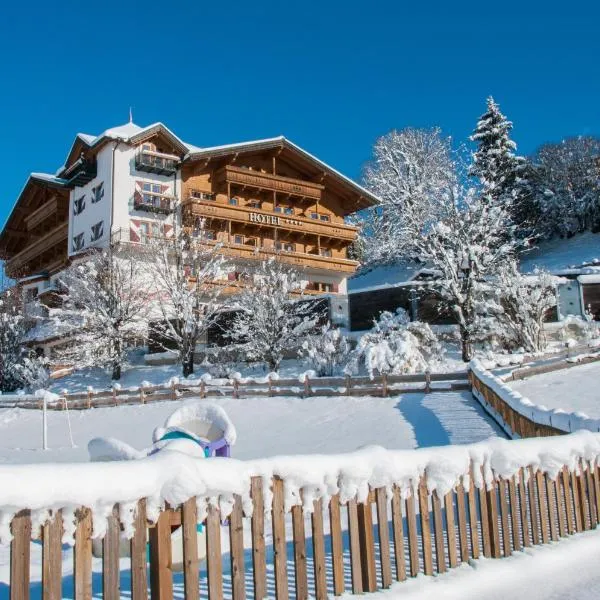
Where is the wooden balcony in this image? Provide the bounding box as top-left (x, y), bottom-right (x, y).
top-left (24, 197), bottom-right (58, 231)
top-left (216, 165), bottom-right (324, 200)
top-left (183, 199), bottom-right (358, 242)
top-left (63, 158), bottom-right (97, 186)
top-left (205, 240), bottom-right (359, 274)
top-left (135, 149), bottom-right (178, 175)
top-left (5, 222), bottom-right (68, 277)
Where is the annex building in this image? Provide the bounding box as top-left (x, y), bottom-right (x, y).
top-left (0, 121), bottom-right (378, 348)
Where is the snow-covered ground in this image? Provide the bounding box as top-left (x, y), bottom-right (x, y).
top-left (509, 361), bottom-right (600, 419)
top-left (0, 390), bottom-right (504, 465)
top-left (345, 529), bottom-right (600, 600)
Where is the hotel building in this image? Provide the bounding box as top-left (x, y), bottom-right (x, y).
top-left (0, 121), bottom-right (378, 347)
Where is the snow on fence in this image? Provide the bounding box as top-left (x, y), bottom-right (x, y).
top-left (0, 371), bottom-right (470, 411)
top-left (470, 360), bottom-right (600, 437)
top-left (3, 432), bottom-right (600, 599)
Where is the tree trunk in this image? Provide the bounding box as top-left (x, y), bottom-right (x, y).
top-left (112, 361), bottom-right (121, 381)
top-left (460, 327), bottom-right (473, 362)
top-left (183, 353), bottom-right (194, 377)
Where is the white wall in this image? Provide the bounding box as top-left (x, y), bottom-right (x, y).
top-left (111, 144), bottom-right (179, 237)
top-left (68, 144), bottom-right (113, 256)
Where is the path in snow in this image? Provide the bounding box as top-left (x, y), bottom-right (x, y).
top-left (0, 391), bottom-right (504, 464)
top-left (509, 361), bottom-right (600, 419)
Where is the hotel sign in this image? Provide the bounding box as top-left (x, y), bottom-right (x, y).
top-left (249, 212), bottom-right (303, 227)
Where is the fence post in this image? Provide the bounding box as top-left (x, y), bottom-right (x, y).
top-left (200, 380), bottom-right (206, 399)
top-left (425, 370), bottom-right (431, 393)
top-left (268, 375), bottom-right (273, 397)
top-left (304, 375), bottom-right (311, 398)
top-left (233, 379), bottom-right (239, 399)
top-left (149, 509), bottom-right (173, 600)
top-left (345, 374), bottom-right (352, 396)
top-left (140, 386), bottom-right (145, 405)
top-left (112, 387), bottom-right (118, 407)
top-left (170, 381), bottom-right (176, 402)
top-left (382, 373), bottom-right (388, 397)
top-left (87, 389), bottom-right (92, 409)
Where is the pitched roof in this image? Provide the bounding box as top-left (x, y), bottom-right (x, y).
top-left (185, 136), bottom-right (380, 206)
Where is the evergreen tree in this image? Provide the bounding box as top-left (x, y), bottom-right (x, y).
top-left (470, 96), bottom-right (528, 212)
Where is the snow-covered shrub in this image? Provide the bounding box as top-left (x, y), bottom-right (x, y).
top-left (300, 323), bottom-right (350, 377)
top-left (0, 289), bottom-right (26, 392)
top-left (557, 315), bottom-right (600, 345)
top-left (349, 308), bottom-right (443, 378)
top-left (494, 263), bottom-right (557, 353)
top-left (11, 352), bottom-right (50, 393)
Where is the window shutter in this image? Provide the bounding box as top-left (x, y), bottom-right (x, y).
top-left (130, 220), bottom-right (141, 243)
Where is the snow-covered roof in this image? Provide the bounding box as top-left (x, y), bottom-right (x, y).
top-left (185, 136), bottom-right (380, 206)
top-left (520, 232), bottom-right (600, 276)
top-left (77, 133), bottom-right (96, 145)
top-left (29, 172), bottom-right (69, 186)
top-left (348, 263), bottom-right (434, 293)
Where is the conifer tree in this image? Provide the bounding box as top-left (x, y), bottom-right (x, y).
top-left (470, 96), bottom-right (528, 210)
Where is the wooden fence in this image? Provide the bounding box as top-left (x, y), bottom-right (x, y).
top-left (6, 454), bottom-right (600, 600)
top-left (1, 371), bottom-right (470, 411)
top-left (469, 369), bottom-right (564, 438)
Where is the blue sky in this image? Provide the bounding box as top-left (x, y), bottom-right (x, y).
top-left (1, 0), bottom-right (599, 226)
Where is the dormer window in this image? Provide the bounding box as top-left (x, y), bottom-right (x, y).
top-left (90, 221), bottom-right (104, 243)
top-left (72, 233), bottom-right (84, 252)
top-left (73, 195), bottom-right (86, 216)
top-left (91, 182), bottom-right (104, 204)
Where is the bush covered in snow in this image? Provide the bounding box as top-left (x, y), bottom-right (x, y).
top-left (348, 308), bottom-right (443, 378)
top-left (300, 323), bottom-right (350, 376)
top-left (10, 352), bottom-right (50, 393)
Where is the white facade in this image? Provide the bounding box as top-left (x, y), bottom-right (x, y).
top-left (68, 144), bottom-right (113, 256)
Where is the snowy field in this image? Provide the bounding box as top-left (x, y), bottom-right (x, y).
top-left (0, 390), bottom-right (504, 465)
top-left (509, 361), bottom-right (600, 419)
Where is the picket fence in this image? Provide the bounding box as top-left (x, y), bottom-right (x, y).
top-left (0, 371), bottom-right (470, 411)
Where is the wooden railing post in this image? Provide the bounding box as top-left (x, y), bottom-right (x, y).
top-left (229, 495), bottom-right (246, 600)
top-left (345, 374), bottom-right (352, 396)
top-left (10, 510), bottom-right (31, 600)
top-left (233, 378), bottom-right (239, 399)
top-left (149, 509), bottom-right (173, 600)
top-left (303, 375), bottom-right (311, 398)
top-left (181, 498), bottom-right (199, 600)
top-left (73, 508), bottom-right (92, 600)
top-left (130, 500), bottom-right (148, 600)
top-left (381, 373), bottom-right (388, 398)
top-left (206, 504), bottom-right (223, 600)
top-left (42, 510), bottom-right (62, 600)
top-left (250, 477), bottom-right (267, 600)
top-left (103, 505), bottom-right (120, 600)
top-left (357, 494), bottom-right (377, 592)
top-left (272, 477), bottom-right (289, 599)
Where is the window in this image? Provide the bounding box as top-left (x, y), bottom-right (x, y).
top-left (276, 241), bottom-right (295, 252)
top-left (245, 237), bottom-right (257, 246)
top-left (197, 229), bottom-right (216, 241)
top-left (190, 190), bottom-right (215, 201)
top-left (274, 206), bottom-right (282, 213)
top-left (90, 221), bottom-right (104, 242)
top-left (233, 234), bottom-right (244, 245)
top-left (140, 222), bottom-right (150, 243)
top-left (319, 214), bottom-right (330, 222)
top-left (320, 248), bottom-right (332, 257)
top-left (247, 201), bottom-right (261, 209)
top-left (229, 198), bottom-right (238, 206)
top-left (91, 182), bottom-right (104, 204)
top-left (152, 223), bottom-right (161, 238)
top-left (73, 195), bottom-right (86, 216)
top-left (72, 233), bottom-right (84, 252)
top-left (310, 281), bottom-right (333, 293)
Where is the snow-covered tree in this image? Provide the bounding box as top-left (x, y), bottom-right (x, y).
top-left (152, 222), bottom-right (225, 377)
top-left (359, 127), bottom-right (455, 264)
top-left (300, 322), bottom-right (350, 376)
top-left (225, 259), bottom-right (321, 371)
top-left (469, 97), bottom-right (529, 207)
top-left (53, 247), bottom-right (153, 380)
top-left (475, 261), bottom-right (557, 353)
top-left (0, 288), bottom-right (26, 392)
top-left (532, 136), bottom-right (600, 238)
top-left (349, 308), bottom-right (442, 378)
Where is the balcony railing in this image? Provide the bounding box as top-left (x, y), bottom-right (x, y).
top-left (183, 199), bottom-right (358, 242)
top-left (135, 149), bottom-right (179, 175)
top-left (133, 193), bottom-right (176, 215)
top-left (216, 165), bottom-right (324, 200)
